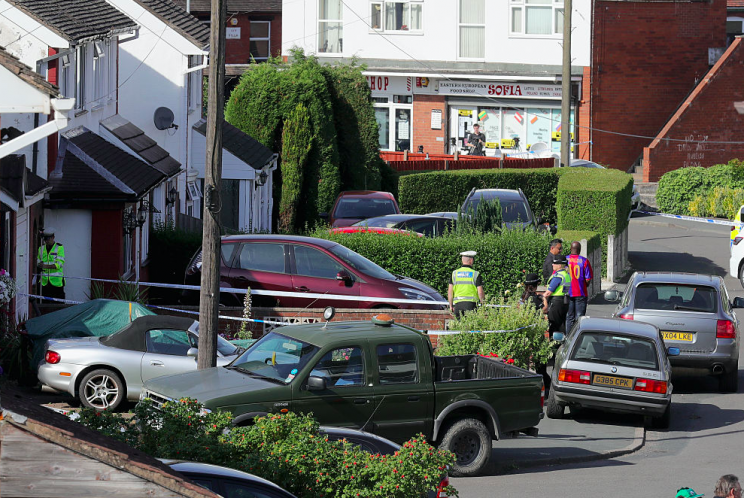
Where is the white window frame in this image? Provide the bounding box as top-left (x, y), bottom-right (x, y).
top-left (509, 0), bottom-right (564, 38)
top-left (458, 0), bottom-right (485, 60)
top-left (92, 40), bottom-right (109, 109)
top-left (369, 0), bottom-right (424, 33)
top-left (59, 53), bottom-right (73, 99)
top-left (372, 97), bottom-right (413, 152)
top-left (140, 206), bottom-right (150, 264)
top-left (75, 45), bottom-right (87, 110)
top-left (249, 20), bottom-right (271, 62)
top-left (318, 0), bottom-right (343, 54)
top-left (187, 55), bottom-right (203, 112)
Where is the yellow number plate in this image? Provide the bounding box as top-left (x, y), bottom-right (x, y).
top-left (662, 331), bottom-right (693, 342)
top-left (593, 374), bottom-right (633, 389)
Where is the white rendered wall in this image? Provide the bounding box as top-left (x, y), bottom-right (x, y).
top-left (43, 209), bottom-right (92, 302)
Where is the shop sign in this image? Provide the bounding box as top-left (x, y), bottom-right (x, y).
top-left (439, 81), bottom-right (562, 99)
top-left (365, 75), bottom-right (413, 96)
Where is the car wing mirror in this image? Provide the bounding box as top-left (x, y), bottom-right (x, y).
top-left (604, 290), bottom-right (621, 302)
top-left (552, 332), bottom-right (565, 342)
top-left (336, 270), bottom-right (353, 282)
top-left (733, 297), bottom-right (744, 309)
top-left (186, 347), bottom-right (198, 358)
top-left (307, 376), bottom-right (327, 391)
top-left (667, 347), bottom-right (681, 357)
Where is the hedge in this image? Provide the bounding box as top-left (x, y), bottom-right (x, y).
top-left (279, 103), bottom-right (311, 233)
top-left (656, 160), bottom-right (744, 215)
top-left (689, 186), bottom-right (744, 219)
top-left (554, 230), bottom-right (601, 255)
top-left (314, 229), bottom-right (552, 298)
top-left (398, 168), bottom-right (561, 224)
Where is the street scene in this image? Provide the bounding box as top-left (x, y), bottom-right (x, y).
top-left (2, 0), bottom-right (744, 496)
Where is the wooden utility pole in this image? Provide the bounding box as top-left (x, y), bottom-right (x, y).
top-left (560, 0), bottom-right (572, 168)
top-left (197, 0), bottom-right (226, 369)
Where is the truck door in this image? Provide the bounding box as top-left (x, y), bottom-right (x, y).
top-left (370, 341), bottom-right (434, 444)
top-left (291, 342), bottom-right (375, 430)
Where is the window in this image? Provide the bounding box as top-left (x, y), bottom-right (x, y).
top-left (318, 0), bottom-right (343, 53)
top-left (238, 243), bottom-right (286, 273)
top-left (293, 245), bottom-right (344, 279)
top-left (75, 45), bottom-right (87, 109)
top-left (141, 204), bottom-right (149, 263)
top-left (634, 284), bottom-right (717, 313)
top-left (92, 41), bottom-right (109, 105)
top-left (377, 343), bottom-right (418, 384)
top-left (309, 346), bottom-right (365, 387)
top-left (333, 198), bottom-right (398, 219)
top-left (146, 329), bottom-right (192, 356)
top-left (459, 0), bottom-right (485, 58)
top-left (222, 243), bottom-right (238, 266)
top-left (571, 332), bottom-right (659, 370)
top-left (379, 1), bottom-right (423, 31)
top-left (510, 0), bottom-right (564, 36)
top-left (375, 107), bottom-right (390, 149)
top-left (187, 55), bottom-right (203, 110)
top-left (232, 332), bottom-right (320, 384)
top-left (249, 20), bottom-right (270, 61)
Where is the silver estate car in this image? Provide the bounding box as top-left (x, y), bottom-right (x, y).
top-left (38, 315), bottom-right (242, 411)
top-left (606, 272), bottom-right (744, 392)
top-left (547, 317), bottom-right (677, 428)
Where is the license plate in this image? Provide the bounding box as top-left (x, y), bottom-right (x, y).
top-left (662, 331), bottom-right (693, 342)
top-left (593, 374), bottom-right (633, 389)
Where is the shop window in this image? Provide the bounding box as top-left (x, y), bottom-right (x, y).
top-left (510, 0), bottom-right (564, 36)
top-left (550, 109), bottom-right (575, 153)
top-left (319, 0), bottom-right (343, 53)
top-left (502, 109), bottom-right (526, 149)
top-left (249, 21), bottom-right (270, 61)
top-left (395, 108), bottom-right (411, 151)
top-left (476, 108), bottom-right (500, 152)
top-left (459, 0), bottom-right (485, 59)
top-left (375, 108), bottom-right (390, 150)
top-left (525, 108), bottom-right (552, 149)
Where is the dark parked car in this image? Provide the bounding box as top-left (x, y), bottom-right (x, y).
top-left (460, 188), bottom-right (539, 230)
top-left (183, 235), bottom-right (444, 309)
top-left (322, 191), bottom-right (400, 227)
top-left (163, 460), bottom-right (296, 498)
top-left (351, 214), bottom-right (455, 237)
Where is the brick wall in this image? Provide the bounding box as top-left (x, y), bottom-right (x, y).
top-left (643, 38), bottom-right (744, 181)
top-left (412, 94), bottom-right (447, 154)
top-left (590, 0), bottom-right (727, 172)
top-left (224, 12), bottom-right (282, 64)
top-left (577, 66), bottom-right (592, 160)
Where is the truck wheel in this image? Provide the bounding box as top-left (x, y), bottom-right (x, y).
top-left (545, 388), bottom-right (565, 419)
top-left (649, 403), bottom-right (671, 430)
top-left (79, 369), bottom-right (124, 411)
top-left (439, 418), bottom-right (491, 477)
top-left (719, 368), bottom-right (739, 393)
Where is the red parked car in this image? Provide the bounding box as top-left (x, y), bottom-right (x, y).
top-left (183, 235), bottom-right (444, 309)
top-left (328, 226), bottom-right (423, 237)
top-left (321, 191), bottom-right (401, 227)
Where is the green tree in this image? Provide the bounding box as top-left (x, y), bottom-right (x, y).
top-left (279, 103), bottom-right (312, 232)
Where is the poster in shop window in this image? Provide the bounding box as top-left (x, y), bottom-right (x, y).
top-left (551, 110), bottom-right (575, 152)
top-left (502, 109), bottom-right (526, 148)
top-left (477, 108), bottom-right (500, 148)
top-left (525, 109), bottom-right (551, 149)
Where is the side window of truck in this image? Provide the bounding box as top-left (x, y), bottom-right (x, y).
top-left (309, 346), bottom-right (365, 387)
top-left (376, 343), bottom-right (418, 384)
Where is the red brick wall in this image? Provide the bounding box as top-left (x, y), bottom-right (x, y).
top-left (590, 0), bottom-right (727, 172)
top-left (225, 12), bottom-right (282, 64)
top-left (412, 94), bottom-right (447, 154)
top-left (643, 38), bottom-right (744, 181)
top-left (577, 66), bottom-right (591, 160)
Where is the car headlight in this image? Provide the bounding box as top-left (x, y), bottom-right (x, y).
top-left (399, 288), bottom-right (435, 301)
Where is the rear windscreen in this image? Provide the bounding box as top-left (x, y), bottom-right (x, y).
top-left (634, 283), bottom-right (717, 313)
top-left (571, 331), bottom-right (658, 370)
top-left (334, 198), bottom-right (397, 219)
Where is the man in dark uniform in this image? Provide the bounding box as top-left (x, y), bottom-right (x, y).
top-left (542, 239), bottom-right (563, 284)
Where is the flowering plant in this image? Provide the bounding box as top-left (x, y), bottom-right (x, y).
top-left (0, 270), bottom-right (17, 306)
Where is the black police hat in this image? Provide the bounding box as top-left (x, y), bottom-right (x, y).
top-left (552, 254), bottom-right (567, 265)
top-left (524, 273), bottom-right (540, 285)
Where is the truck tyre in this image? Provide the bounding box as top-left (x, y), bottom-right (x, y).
top-left (650, 403), bottom-right (671, 430)
top-left (545, 388), bottom-right (565, 419)
top-left (719, 368), bottom-right (739, 393)
top-left (439, 418), bottom-right (491, 477)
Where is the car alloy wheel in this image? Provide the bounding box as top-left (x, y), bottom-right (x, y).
top-left (79, 369), bottom-right (124, 411)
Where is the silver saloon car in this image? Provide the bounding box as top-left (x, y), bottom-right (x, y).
top-left (38, 315), bottom-right (242, 411)
top-left (547, 317), bottom-right (676, 428)
top-left (606, 272), bottom-right (743, 392)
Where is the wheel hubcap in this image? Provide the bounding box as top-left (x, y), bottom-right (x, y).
top-left (453, 431), bottom-right (480, 466)
top-left (84, 374), bottom-right (119, 409)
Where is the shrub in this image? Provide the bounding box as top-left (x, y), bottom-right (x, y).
top-left (688, 186), bottom-right (744, 219)
top-left (279, 103), bottom-right (312, 232)
top-left (656, 159), bottom-right (744, 215)
top-left (313, 228), bottom-right (551, 298)
top-left (554, 230), bottom-right (601, 255)
top-left (397, 168), bottom-right (561, 224)
top-left (437, 293), bottom-right (553, 369)
top-left (456, 198), bottom-right (503, 234)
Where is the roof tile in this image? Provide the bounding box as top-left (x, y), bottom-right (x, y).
top-left (100, 115), bottom-right (182, 177)
top-left (172, 0), bottom-right (280, 13)
top-left (132, 0), bottom-right (210, 49)
top-left (0, 46), bottom-right (59, 96)
top-left (193, 118), bottom-right (276, 170)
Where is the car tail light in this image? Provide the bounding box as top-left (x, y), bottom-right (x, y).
top-left (436, 476), bottom-right (450, 498)
top-left (558, 369), bottom-right (591, 385)
top-left (45, 350), bottom-right (61, 364)
top-left (716, 320), bottom-right (736, 339)
top-left (734, 237), bottom-right (744, 246)
top-left (634, 378), bottom-right (668, 394)
top-left (618, 312), bottom-right (633, 320)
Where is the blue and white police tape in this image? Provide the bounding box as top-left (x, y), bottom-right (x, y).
top-left (425, 324), bottom-right (541, 335)
top-left (637, 210), bottom-right (744, 228)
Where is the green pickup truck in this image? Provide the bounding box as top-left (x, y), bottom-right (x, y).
top-left (141, 317), bottom-right (544, 476)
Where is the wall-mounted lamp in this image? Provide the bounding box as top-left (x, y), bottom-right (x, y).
top-left (165, 186), bottom-right (178, 205)
top-left (123, 202), bottom-right (150, 234)
top-left (255, 170), bottom-right (269, 189)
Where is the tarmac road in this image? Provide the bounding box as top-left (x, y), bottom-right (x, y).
top-left (453, 215), bottom-right (744, 497)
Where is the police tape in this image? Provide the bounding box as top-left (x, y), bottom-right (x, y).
top-left (425, 324), bottom-right (541, 336)
top-left (637, 210), bottom-right (744, 228)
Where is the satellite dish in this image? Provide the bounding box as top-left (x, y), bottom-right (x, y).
top-left (154, 107), bottom-right (177, 130)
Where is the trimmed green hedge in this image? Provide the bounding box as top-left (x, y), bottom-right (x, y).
top-left (314, 229), bottom-right (551, 298)
top-left (555, 230), bottom-right (601, 254)
top-left (398, 168), bottom-right (561, 224)
top-left (656, 160), bottom-right (744, 215)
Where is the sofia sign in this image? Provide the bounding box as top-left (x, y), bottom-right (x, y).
top-left (439, 81), bottom-right (562, 99)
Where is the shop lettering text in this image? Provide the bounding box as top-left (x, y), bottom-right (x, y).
top-left (367, 76), bottom-right (390, 91)
top-left (439, 81), bottom-right (562, 99)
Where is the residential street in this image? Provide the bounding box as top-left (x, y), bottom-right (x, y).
top-left (453, 215), bottom-right (744, 496)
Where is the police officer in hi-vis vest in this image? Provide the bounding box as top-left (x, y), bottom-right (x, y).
top-left (447, 250), bottom-right (485, 318)
top-left (37, 227), bottom-right (65, 300)
top-left (542, 253), bottom-right (571, 336)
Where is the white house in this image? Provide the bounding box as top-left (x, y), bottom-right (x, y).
top-left (283, 0), bottom-right (591, 156)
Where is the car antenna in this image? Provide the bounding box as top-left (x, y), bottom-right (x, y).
top-left (360, 395), bottom-right (386, 432)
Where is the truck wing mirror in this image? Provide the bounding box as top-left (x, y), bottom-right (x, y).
top-left (307, 376), bottom-right (327, 391)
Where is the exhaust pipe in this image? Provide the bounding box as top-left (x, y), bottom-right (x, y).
top-left (712, 364), bottom-right (724, 375)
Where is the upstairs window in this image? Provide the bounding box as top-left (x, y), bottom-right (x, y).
top-left (370, 1), bottom-right (423, 32)
top-left (92, 40), bottom-right (110, 106)
top-left (319, 0), bottom-right (343, 53)
top-left (75, 45), bottom-right (87, 109)
top-left (459, 0), bottom-right (485, 58)
top-left (249, 21), bottom-right (271, 61)
top-left (187, 55), bottom-right (203, 111)
top-left (510, 0), bottom-right (564, 36)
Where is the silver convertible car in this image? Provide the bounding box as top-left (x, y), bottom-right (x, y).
top-left (38, 315), bottom-right (243, 410)
top-left (546, 317), bottom-right (678, 429)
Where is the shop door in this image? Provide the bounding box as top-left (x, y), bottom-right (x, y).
top-left (449, 107), bottom-right (476, 154)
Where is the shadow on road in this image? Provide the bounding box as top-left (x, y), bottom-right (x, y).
top-left (661, 399), bottom-right (744, 434)
top-left (629, 250), bottom-right (724, 276)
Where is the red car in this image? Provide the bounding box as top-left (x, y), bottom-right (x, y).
top-left (328, 226), bottom-right (423, 237)
top-left (183, 235), bottom-right (444, 309)
top-left (322, 191), bottom-right (401, 227)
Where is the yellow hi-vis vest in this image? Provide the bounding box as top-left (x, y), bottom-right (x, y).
top-left (38, 243), bottom-right (65, 287)
top-left (549, 269), bottom-right (570, 297)
top-left (452, 266), bottom-right (479, 303)
top-left (731, 205), bottom-right (744, 245)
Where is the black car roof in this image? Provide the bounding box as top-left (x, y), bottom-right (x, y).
top-left (101, 315), bottom-right (196, 351)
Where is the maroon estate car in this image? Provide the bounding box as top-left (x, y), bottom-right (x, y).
top-left (322, 191), bottom-right (401, 227)
top-left (183, 235), bottom-right (444, 309)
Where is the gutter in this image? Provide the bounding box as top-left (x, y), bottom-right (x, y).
top-left (0, 98), bottom-right (75, 159)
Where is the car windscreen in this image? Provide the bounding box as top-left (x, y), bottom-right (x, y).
top-left (634, 283), bottom-right (717, 312)
top-left (334, 198), bottom-right (397, 219)
top-left (191, 323), bottom-right (240, 356)
top-left (231, 332), bottom-right (319, 384)
top-left (571, 331), bottom-right (659, 370)
top-left (328, 243), bottom-right (395, 280)
top-left (352, 217), bottom-right (399, 228)
top-left (463, 197), bottom-right (531, 223)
